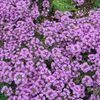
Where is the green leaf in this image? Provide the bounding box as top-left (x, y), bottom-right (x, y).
top-left (0, 40), bottom-right (4, 48)
top-left (81, 52), bottom-right (89, 62)
top-left (87, 87), bottom-right (92, 93)
top-left (0, 82), bottom-right (9, 89)
top-left (34, 16), bottom-right (45, 24)
top-left (86, 71), bottom-right (95, 77)
top-left (44, 58), bottom-right (53, 71)
top-left (51, 0), bottom-right (77, 12)
top-left (34, 31), bottom-right (45, 44)
top-left (73, 71), bottom-right (84, 85)
top-left (49, 0), bottom-right (54, 5)
top-left (93, 0), bottom-right (100, 8)
top-left (37, 0), bottom-right (43, 13)
top-left (0, 93), bottom-right (8, 100)
top-left (87, 61), bottom-right (94, 65)
top-left (73, 77), bottom-right (81, 84)
top-left (83, 86), bottom-right (93, 100)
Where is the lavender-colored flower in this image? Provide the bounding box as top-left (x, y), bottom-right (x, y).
top-left (14, 72), bottom-right (27, 85)
top-left (82, 75), bottom-right (93, 86)
top-left (73, 0), bottom-right (84, 6)
top-left (45, 36), bottom-right (55, 46)
top-left (0, 0), bottom-right (100, 99)
top-left (1, 86), bottom-right (13, 96)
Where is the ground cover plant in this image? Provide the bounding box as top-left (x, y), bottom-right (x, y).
top-left (0, 0), bottom-right (100, 100)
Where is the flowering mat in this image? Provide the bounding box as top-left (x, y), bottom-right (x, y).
top-left (0, 0), bottom-right (100, 100)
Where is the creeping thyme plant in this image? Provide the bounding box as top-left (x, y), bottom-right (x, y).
top-left (0, 0), bottom-right (100, 100)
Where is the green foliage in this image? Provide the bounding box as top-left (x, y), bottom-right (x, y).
top-left (73, 76), bottom-right (82, 85)
top-left (83, 86), bottom-right (93, 100)
top-left (73, 70), bottom-right (95, 85)
top-left (0, 93), bottom-right (8, 100)
top-left (86, 87), bottom-right (92, 94)
top-left (51, 0), bottom-right (77, 12)
top-left (37, 0), bottom-right (43, 13)
top-left (79, 51), bottom-right (94, 65)
top-left (0, 82), bottom-right (8, 100)
top-left (34, 31), bottom-right (45, 44)
top-left (0, 82), bottom-right (9, 89)
top-left (93, 0), bottom-right (100, 8)
top-left (49, 0), bottom-right (54, 5)
top-left (34, 16), bottom-right (45, 24)
top-left (81, 52), bottom-right (89, 62)
top-left (0, 40), bottom-right (4, 48)
top-left (73, 71), bottom-right (84, 85)
top-left (44, 58), bottom-right (53, 72)
top-left (86, 71), bottom-right (95, 77)
top-left (0, 81), bottom-right (17, 99)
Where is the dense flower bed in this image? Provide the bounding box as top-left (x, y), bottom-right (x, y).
top-left (0, 0), bottom-right (100, 100)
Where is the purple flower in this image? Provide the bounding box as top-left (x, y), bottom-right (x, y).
top-left (1, 86), bottom-right (13, 96)
top-left (45, 36), bottom-right (55, 46)
top-left (14, 72), bottom-right (27, 85)
top-left (73, 0), bottom-right (84, 6)
top-left (0, 0), bottom-right (100, 99)
top-left (82, 75), bottom-right (93, 86)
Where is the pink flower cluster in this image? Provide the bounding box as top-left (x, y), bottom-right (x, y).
top-left (0, 0), bottom-right (100, 100)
